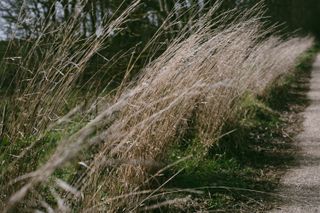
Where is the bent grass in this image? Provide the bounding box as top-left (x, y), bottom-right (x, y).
top-left (0, 1), bottom-right (314, 212)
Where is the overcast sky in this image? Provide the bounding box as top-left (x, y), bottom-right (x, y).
top-left (0, 14), bottom-right (7, 40)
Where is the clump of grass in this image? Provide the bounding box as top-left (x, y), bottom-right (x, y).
top-left (1, 0), bottom-right (141, 143)
top-left (0, 1), bottom-right (315, 212)
top-left (162, 45), bottom-right (318, 212)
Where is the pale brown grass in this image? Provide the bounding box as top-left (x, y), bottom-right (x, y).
top-left (1, 1), bottom-right (314, 212)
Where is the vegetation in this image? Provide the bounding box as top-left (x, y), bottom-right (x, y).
top-left (0, 0), bottom-right (318, 212)
top-left (163, 46), bottom-right (318, 212)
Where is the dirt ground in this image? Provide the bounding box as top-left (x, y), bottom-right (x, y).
top-left (271, 55), bottom-right (320, 212)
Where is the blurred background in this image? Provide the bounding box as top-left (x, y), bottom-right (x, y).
top-left (0, 0), bottom-right (319, 40)
top-left (0, 0), bottom-right (319, 89)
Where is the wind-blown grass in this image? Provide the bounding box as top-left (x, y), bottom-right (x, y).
top-left (0, 1), bottom-right (314, 212)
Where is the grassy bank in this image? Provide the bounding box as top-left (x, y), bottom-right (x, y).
top-left (1, 49), bottom-right (316, 211)
top-left (161, 46), bottom-right (318, 212)
top-left (0, 3), bottom-right (315, 211)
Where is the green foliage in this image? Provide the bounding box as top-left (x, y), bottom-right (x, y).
top-left (161, 46), bottom-right (318, 211)
top-left (0, 132), bottom-right (60, 178)
top-left (262, 45), bottom-right (318, 111)
top-left (0, 116), bottom-right (87, 207)
top-left (162, 95), bottom-right (281, 211)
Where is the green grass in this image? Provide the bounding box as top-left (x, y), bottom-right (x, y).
top-left (0, 116), bottom-right (88, 209)
top-left (0, 45), bottom-right (317, 211)
top-left (162, 96), bottom-right (284, 211)
top-left (160, 46), bottom-right (319, 211)
top-left (262, 45), bottom-right (319, 111)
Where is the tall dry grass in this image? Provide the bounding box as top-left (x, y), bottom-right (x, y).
top-left (2, 0), bottom-right (141, 142)
top-left (0, 1), bottom-right (314, 212)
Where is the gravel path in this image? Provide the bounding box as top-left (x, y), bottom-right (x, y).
top-left (271, 54), bottom-right (320, 212)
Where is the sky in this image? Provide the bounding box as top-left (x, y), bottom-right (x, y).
top-left (0, 14), bottom-right (7, 40)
